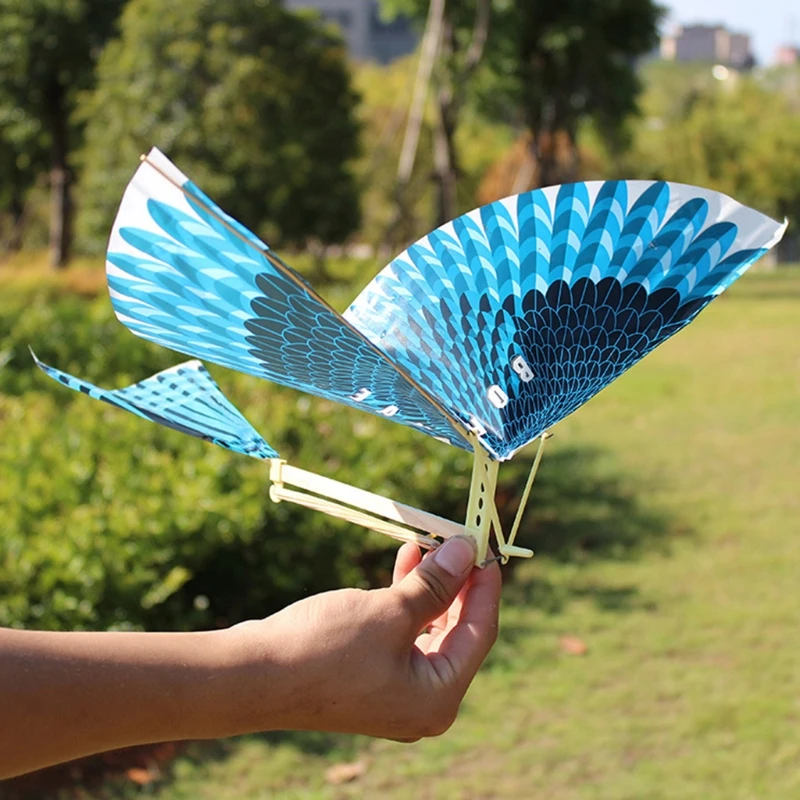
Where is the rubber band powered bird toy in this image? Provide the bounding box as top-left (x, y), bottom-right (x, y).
top-left (34, 149), bottom-right (787, 566)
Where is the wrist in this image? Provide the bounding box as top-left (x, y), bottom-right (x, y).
top-left (206, 620), bottom-right (298, 737)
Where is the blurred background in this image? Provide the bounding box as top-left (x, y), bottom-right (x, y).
top-left (1, 0), bottom-right (799, 797)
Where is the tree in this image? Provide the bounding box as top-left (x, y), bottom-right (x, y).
top-left (0, 1), bottom-right (125, 267)
top-left (0, 111), bottom-right (43, 254)
top-left (76, 0), bottom-right (362, 255)
top-left (382, 0), bottom-right (493, 226)
top-left (431, 0), bottom-right (490, 221)
top-left (484, 0), bottom-right (664, 189)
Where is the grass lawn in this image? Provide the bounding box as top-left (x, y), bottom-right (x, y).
top-left (124, 265), bottom-right (799, 800)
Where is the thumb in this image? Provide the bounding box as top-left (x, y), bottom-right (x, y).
top-left (394, 536), bottom-right (477, 629)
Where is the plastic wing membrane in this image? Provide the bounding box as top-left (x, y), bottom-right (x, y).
top-left (345, 181), bottom-right (786, 460)
top-left (104, 149), bottom-right (471, 451)
top-left (32, 353), bottom-right (278, 459)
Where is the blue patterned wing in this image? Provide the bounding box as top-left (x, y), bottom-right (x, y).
top-left (32, 352), bottom-right (278, 459)
top-left (345, 181), bottom-right (786, 460)
top-left (104, 148), bottom-right (471, 451)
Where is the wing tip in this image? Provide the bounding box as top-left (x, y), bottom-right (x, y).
top-left (29, 346), bottom-right (46, 372)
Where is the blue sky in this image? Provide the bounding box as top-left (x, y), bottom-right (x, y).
top-left (664, 0), bottom-right (798, 65)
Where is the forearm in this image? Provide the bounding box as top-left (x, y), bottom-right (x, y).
top-left (0, 537), bottom-right (500, 777)
top-left (0, 626), bottom-right (277, 779)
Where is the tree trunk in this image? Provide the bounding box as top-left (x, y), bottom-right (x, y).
top-left (49, 166), bottom-right (71, 268)
top-left (395, 0), bottom-right (446, 186)
top-left (527, 97), bottom-right (561, 190)
top-left (432, 18), bottom-right (458, 227)
top-left (432, 0), bottom-right (491, 225)
top-left (563, 125), bottom-right (580, 183)
top-left (47, 81), bottom-right (71, 269)
top-left (536, 133), bottom-right (560, 189)
top-left (433, 93), bottom-right (458, 226)
top-left (384, 0), bottom-right (446, 251)
top-left (7, 190), bottom-right (25, 253)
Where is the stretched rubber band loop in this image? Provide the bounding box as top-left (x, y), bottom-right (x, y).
top-left (506, 432), bottom-right (548, 548)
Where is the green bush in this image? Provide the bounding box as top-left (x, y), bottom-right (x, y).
top-left (0, 293), bottom-right (177, 396)
top-left (0, 290), bottom-right (476, 632)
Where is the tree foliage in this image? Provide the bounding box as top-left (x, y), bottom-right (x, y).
top-left (628, 76), bottom-right (800, 245)
top-left (480, 0), bottom-right (663, 187)
top-left (76, 0), bottom-right (362, 254)
top-left (0, 0), bottom-right (125, 265)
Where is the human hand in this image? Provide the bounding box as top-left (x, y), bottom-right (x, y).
top-left (225, 535), bottom-right (502, 741)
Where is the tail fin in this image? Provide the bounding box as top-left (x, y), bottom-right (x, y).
top-left (31, 351), bottom-right (278, 460)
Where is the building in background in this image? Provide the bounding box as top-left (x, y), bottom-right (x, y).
top-left (661, 24), bottom-right (754, 69)
top-left (775, 44), bottom-right (800, 66)
top-left (284, 0), bottom-right (418, 63)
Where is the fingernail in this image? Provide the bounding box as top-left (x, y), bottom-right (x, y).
top-left (433, 536), bottom-right (476, 576)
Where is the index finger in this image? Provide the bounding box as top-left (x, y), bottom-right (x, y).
top-left (392, 542), bottom-right (422, 585)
